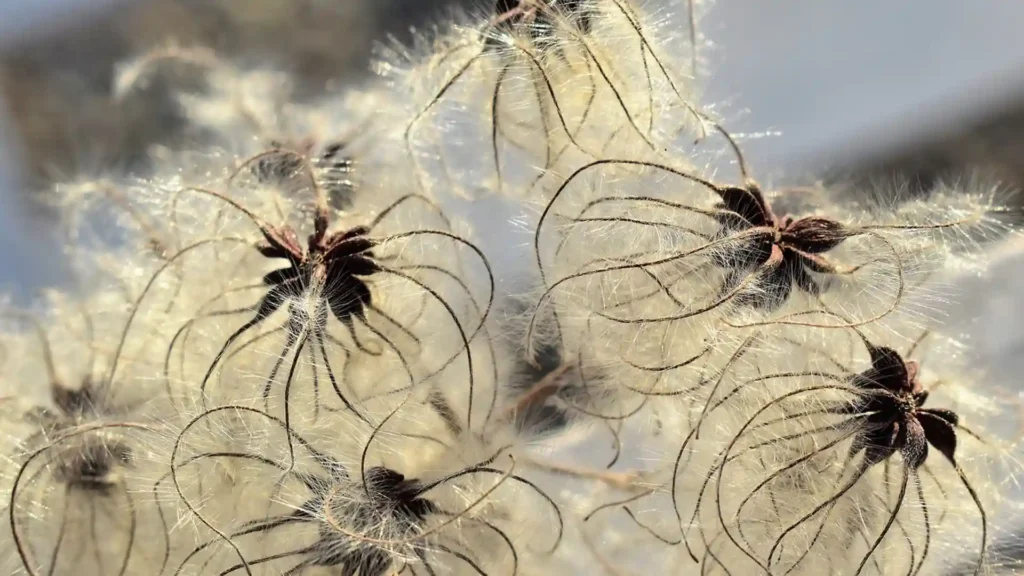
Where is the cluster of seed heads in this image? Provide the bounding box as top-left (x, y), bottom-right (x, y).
top-left (0, 1), bottom-right (1022, 575)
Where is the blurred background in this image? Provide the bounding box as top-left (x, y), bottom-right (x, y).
top-left (3, 0), bottom-right (1024, 298)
